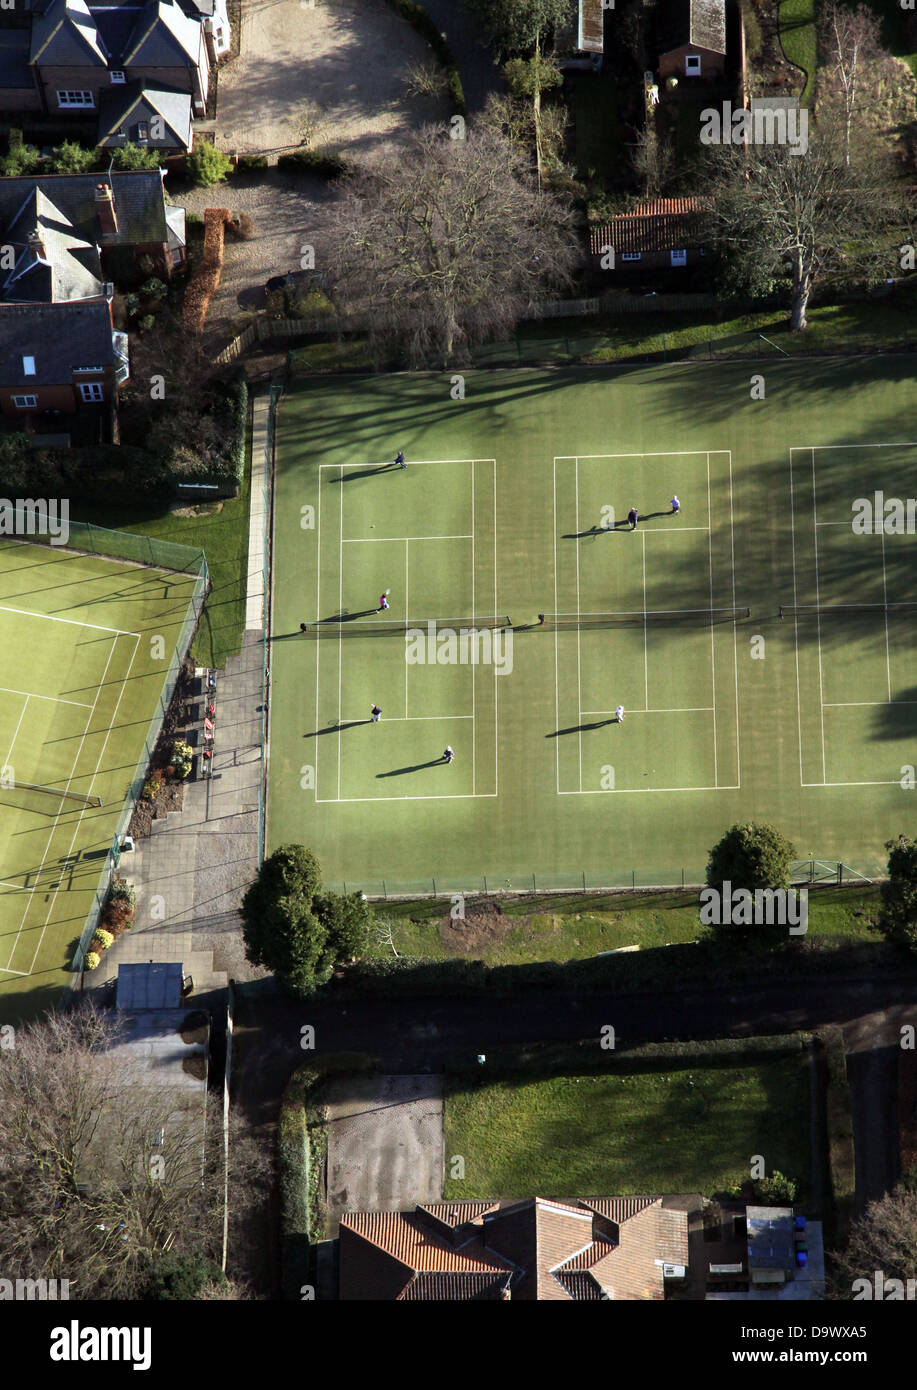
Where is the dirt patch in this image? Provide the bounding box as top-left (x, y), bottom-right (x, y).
top-left (169, 501), bottom-right (225, 518)
top-left (437, 897), bottom-right (513, 955)
top-left (745, 0), bottom-right (808, 99)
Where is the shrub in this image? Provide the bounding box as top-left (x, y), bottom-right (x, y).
top-left (171, 739), bottom-right (194, 779)
top-left (91, 928), bottom-right (115, 951)
top-left (750, 1170), bottom-right (798, 1204)
top-left (877, 835), bottom-right (917, 951)
top-left (226, 211), bottom-right (254, 241)
top-left (84, 952), bottom-right (101, 971)
top-left (235, 153), bottom-right (268, 172)
top-left (110, 878), bottom-right (136, 908)
top-left (124, 292), bottom-right (141, 318)
top-left (187, 142), bottom-right (234, 187)
top-left (138, 314), bottom-right (156, 331)
top-left (143, 772), bottom-right (163, 800)
top-left (0, 140), bottom-right (40, 177)
top-left (48, 140), bottom-right (97, 174)
top-left (209, 369), bottom-right (247, 489)
top-left (140, 277), bottom-right (168, 301)
top-left (277, 149), bottom-right (350, 178)
top-left (109, 142), bottom-right (162, 171)
top-left (384, 0), bottom-right (467, 116)
top-left (143, 1253), bottom-right (226, 1300)
top-left (706, 823), bottom-right (796, 894)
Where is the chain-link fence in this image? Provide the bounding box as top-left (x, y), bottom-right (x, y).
top-left (60, 526), bottom-right (210, 974)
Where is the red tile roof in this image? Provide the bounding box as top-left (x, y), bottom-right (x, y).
top-left (589, 198), bottom-right (709, 257)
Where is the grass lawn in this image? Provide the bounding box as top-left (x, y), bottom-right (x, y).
top-left (370, 886), bottom-right (880, 965)
top-left (778, 0), bottom-right (817, 106)
top-left (270, 359), bottom-right (917, 895)
top-left (0, 542), bottom-right (202, 1018)
top-left (443, 1052), bottom-right (811, 1198)
top-left (70, 436), bottom-right (252, 669)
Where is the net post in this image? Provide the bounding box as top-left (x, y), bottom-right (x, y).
top-left (582, 871), bottom-right (586, 894)
top-left (483, 875), bottom-right (488, 895)
top-left (432, 877), bottom-right (437, 897)
top-left (532, 874), bottom-right (536, 895)
top-left (632, 869), bottom-right (636, 889)
top-left (382, 880), bottom-right (387, 899)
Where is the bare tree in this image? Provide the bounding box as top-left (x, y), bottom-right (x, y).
top-left (630, 128), bottom-right (675, 199)
top-left (0, 1002), bottom-right (263, 1299)
top-left (320, 125), bottom-right (579, 366)
top-left (704, 129), bottom-right (902, 331)
top-left (818, 2), bottom-right (883, 166)
top-left (828, 1184), bottom-right (917, 1297)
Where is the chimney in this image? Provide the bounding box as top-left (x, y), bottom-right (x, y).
top-left (95, 183), bottom-right (118, 238)
top-left (27, 228), bottom-right (46, 260)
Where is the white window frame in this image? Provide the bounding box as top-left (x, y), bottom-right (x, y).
top-left (57, 90), bottom-right (95, 108)
top-left (77, 382), bottom-right (105, 403)
top-left (685, 54), bottom-right (701, 75)
top-left (620, 252), bottom-right (642, 262)
top-left (110, 70), bottom-right (126, 84)
top-left (670, 249), bottom-right (687, 266)
top-left (22, 355), bottom-right (35, 376)
top-left (12, 394), bottom-right (37, 409)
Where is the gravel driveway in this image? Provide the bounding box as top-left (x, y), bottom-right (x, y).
top-left (213, 0), bottom-right (446, 156)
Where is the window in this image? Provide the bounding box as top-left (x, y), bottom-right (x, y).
top-left (620, 252), bottom-right (641, 262)
top-left (12, 394), bottom-right (37, 409)
top-left (670, 249), bottom-right (687, 266)
top-left (137, 122), bottom-right (149, 143)
top-left (110, 70), bottom-right (126, 83)
top-left (171, 247), bottom-right (184, 265)
top-left (77, 382), bottom-right (104, 403)
top-left (22, 355), bottom-right (35, 376)
top-left (685, 54), bottom-right (701, 75)
top-left (57, 90), bottom-right (95, 108)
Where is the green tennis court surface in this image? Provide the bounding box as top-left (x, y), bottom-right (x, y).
top-left (269, 360), bottom-right (917, 892)
top-left (0, 542), bottom-right (199, 1016)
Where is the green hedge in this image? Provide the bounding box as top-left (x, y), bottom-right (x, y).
top-left (210, 368), bottom-right (248, 490)
top-left (279, 1093), bottom-right (311, 1300)
top-left (384, 0), bottom-right (468, 117)
top-left (277, 149), bottom-right (351, 178)
top-left (818, 1025), bottom-right (856, 1244)
top-left (235, 153), bottom-right (269, 172)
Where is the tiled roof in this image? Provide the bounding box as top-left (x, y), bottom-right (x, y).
top-left (657, 0), bottom-right (727, 56)
top-left (4, 187), bottom-right (102, 303)
top-left (589, 198), bottom-right (708, 256)
top-left (0, 300), bottom-right (114, 386)
top-left (123, 0), bottom-right (201, 67)
top-left (578, 0), bottom-right (604, 53)
top-left (340, 1196), bottom-right (690, 1302)
top-left (30, 0), bottom-right (108, 66)
top-left (98, 82), bottom-right (193, 149)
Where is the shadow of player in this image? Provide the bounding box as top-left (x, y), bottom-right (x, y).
top-left (546, 719), bottom-right (613, 737)
top-left (330, 464), bottom-right (402, 483)
top-left (377, 757), bottom-right (448, 778)
top-left (304, 720), bottom-right (372, 737)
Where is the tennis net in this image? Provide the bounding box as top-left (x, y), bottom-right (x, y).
top-left (300, 615), bottom-right (513, 638)
top-left (542, 607), bottom-right (750, 630)
top-left (780, 602), bottom-right (917, 619)
top-left (1, 780), bottom-right (101, 808)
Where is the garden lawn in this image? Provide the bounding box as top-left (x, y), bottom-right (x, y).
top-left (444, 1053), bottom-right (811, 1199)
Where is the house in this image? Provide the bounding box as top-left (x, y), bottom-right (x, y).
top-left (589, 196), bottom-right (710, 272)
top-left (0, 0), bottom-right (225, 150)
top-left (656, 0), bottom-right (727, 82)
top-left (559, 0), bottom-right (605, 72)
top-left (703, 1205), bottom-right (826, 1301)
top-left (0, 170), bottom-right (186, 417)
top-left (339, 1196), bottom-right (690, 1300)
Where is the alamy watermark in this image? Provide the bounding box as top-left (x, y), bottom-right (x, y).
top-left (851, 492), bottom-right (917, 534)
top-left (405, 621), bottom-right (513, 676)
top-left (699, 881), bottom-right (808, 934)
top-left (0, 1276), bottom-right (70, 1299)
top-left (852, 1270), bottom-right (917, 1300)
top-left (0, 498), bottom-right (70, 546)
top-left (699, 102), bottom-right (808, 156)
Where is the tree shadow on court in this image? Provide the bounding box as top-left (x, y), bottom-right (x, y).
top-left (873, 689), bottom-right (917, 740)
top-left (304, 720), bottom-right (372, 737)
top-left (546, 720), bottom-right (616, 737)
top-left (563, 511), bottom-right (679, 539)
top-left (377, 758), bottom-right (447, 777)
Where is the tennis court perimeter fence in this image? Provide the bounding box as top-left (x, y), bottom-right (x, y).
top-left (326, 860), bottom-right (874, 900)
top-left (35, 523), bottom-right (212, 975)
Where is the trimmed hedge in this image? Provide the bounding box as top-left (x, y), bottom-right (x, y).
top-left (277, 149), bottom-right (350, 178)
top-left (819, 1025), bottom-right (856, 1244)
top-left (209, 368), bottom-right (248, 490)
top-left (279, 1090), bottom-right (311, 1300)
top-left (384, 0), bottom-right (467, 117)
top-left (183, 207), bottom-right (228, 334)
top-left (235, 153), bottom-right (269, 172)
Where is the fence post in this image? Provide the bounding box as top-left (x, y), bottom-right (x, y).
top-left (483, 875), bottom-right (488, 895)
top-left (382, 880), bottom-right (387, 899)
top-left (582, 871), bottom-right (586, 894)
top-left (432, 877), bottom-right (437, 897)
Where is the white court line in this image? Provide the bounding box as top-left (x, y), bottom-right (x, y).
top-left (558, 784), bottom-right (740, 796)
top-left (493, 458), bottom-right (499, 798)
top-left (0, 686), bottom-right (93, 709)
top-left (342, 535), bottom-right (473, 543)
top-left (6, 634), bottom-right (119, 971)
top-left (880, 529), bottom-right (892, 702)
top-left (3, 694), bottom-right (29, 771)
top-left (802, 779), bottom-right (903, 788)
top-left (559, 451), bottom-right (713, 460)
top-left (471, 461), bottom-right (475, 797)
top-left (706, 453), bottom-right (718, 788)
top-left (641, 530), bottom-right (648, 710)
top-left (0, 604), bottom-right (139, 636)
top-left (316, 792), bottom-right (498, 803)
top-left (581, 707), bottom-right (714, 715)
top-left (314, 470), bottom-right (322, 802)
top-left (345, 715), bottom-right (474, 722)
top-left (337, 465), bottom-right (344, 800)
top-left (824, 700), bottom-right (917, 707)
top-left (727, 449), bottom-right (740, 786)
top-left (553, 459), bottom-right (561, 797)
top-left (404, 540), bottom-right (409, 719)
top-left (320, 457), bottom-right (486, 469)
top-left (575, 459), bottom-right (583, 792)
top-left (811, 449), bottom-right (827, 784)
top-left (28, 634), bottom-right (141, 976)
top-left (792, 442), bottom-right (917, 452)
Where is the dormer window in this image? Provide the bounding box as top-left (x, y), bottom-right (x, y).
top-left (110, 70), bottom-right (126, 84)
top-left (685, 54), bottom-right (701, 75)
top-left (137, 122), bottom-right (149, 144)
top-left (22, 355), bottom-right (35, 376)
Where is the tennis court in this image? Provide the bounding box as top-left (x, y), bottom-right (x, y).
top-left (0, 540), bottom-right (201, 1016)
top-left (269, 359), bottom-right (917, 893)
